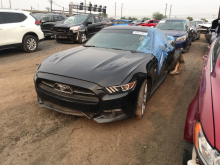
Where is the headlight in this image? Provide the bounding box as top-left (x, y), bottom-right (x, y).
top-left (176, 35), bottom-right (187, 41)
top-left (105, 81), bottom-right (136, 94)
top-left (70, 26), bottom-right (81, 31)
top-left (195, 121), bottom-right (220, 165)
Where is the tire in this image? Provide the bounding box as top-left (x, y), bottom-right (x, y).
top-left (23, 35), bottom-right (38, 53)
top-left (182, 141), bottom-right (193, 165)
top-left (169, 50), bottom-right (181, 72)
top-left (192, 33), bottom-right (196, 42)
top-left (184, 46), bottom-right (190, 53)
top-left (135, 80), bottom-right (150, 119)
top-left (56, 37), bottom-right (62, 43)
top-left (78, 32), bottom-right (87, 44)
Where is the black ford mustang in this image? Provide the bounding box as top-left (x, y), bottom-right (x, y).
top-left (34, 26), bottom-right (175, 123)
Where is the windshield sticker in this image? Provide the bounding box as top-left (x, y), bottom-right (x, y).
top-left (183, 20), bottom-right (186, 22)
top-left (133, 31), bottom-right (147, 36)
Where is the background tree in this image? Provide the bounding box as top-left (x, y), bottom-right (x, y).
top-left (128, 17), bottom-right (138, 21)
top-left (152, 12), bottom-right (165, 20)
top-left (141, 17), bottom-right (150, 21)
top-left (200, 18), bottom-right (208, 23)
top-left (121, 16), bottom-right (127, 19)
top-left (186, 16), bottom-right (193, 21)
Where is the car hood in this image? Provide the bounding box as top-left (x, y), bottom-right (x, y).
top-left (38, 46), bottom-right (152, 87)
top-left (160, 30), bottom-right (187, 38)
top-left (54, 23), bottom-right (82, 28)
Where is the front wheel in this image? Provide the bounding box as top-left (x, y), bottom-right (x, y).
top-left (135, 80), bottom-right (150, 119)
top-left (78, 32), bottom-right (87, 44)
top-left (23, 35), bottom-right (38, 53)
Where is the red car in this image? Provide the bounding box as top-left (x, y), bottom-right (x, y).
top-left (183, 38), bottom-right (220, 165)
top-left (138, 20), bottom-right (159, 27)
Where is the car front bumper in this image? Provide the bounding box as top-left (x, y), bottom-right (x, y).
top-left (175, 40), bottom-right (188, 51)
top-left (34, 72), bottom-right (140, 123)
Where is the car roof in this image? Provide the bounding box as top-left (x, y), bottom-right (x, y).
top-left (161, 18), bottom-right (187, 21)
top-left (103, 26), bottom-right (151, 32)
top-left (113, 19), bottom-right (131, 22)
top-left (0, 9), bottom-right (30, 14)
top-left (42, 13), bottom-right (65, 16)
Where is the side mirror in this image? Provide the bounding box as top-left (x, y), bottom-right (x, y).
top-left (86, 22), bottom-right (92, 25)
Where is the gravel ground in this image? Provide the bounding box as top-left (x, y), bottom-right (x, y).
top-left (0, 36), bottom-right (208, 165)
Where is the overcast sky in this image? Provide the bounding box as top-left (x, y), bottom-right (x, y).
top-left (1, 0), bottom-right (219, 22)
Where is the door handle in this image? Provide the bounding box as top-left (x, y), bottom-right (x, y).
top-left (0, 28), bottom-right (2, 30)
top-left (20, 25), bottom-right (25, 27)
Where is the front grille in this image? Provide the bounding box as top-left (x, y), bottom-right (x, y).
top-left (41, 24), bottom-right (53, 30)
top-left (54, 27), bottom-right (70, 36)
top-left (37, 79), bottom-right (99, 103)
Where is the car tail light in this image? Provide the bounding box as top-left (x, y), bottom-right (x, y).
top-left (35, 20), bottom-right (41, 25)
top-left (128, 24), bottom-right (131, 26)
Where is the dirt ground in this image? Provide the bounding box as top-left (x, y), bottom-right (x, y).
top-left (0, 36), bottom-right (208, 165)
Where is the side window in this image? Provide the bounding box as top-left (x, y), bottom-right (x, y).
top-left (113, 21), bottom-right (118, 24)
top-left (149, 20), bottom-right (154, 23)
top-left (87, 16), bottom-right (94, 23)
top-left (0, 13), bottom-right (2, 24)
top-left (212, 38), bottom-right (220, 71)
top-left (17, 13), bottom-right (27, 22)
top-left (53, 15), bottom-right (59, 21)
top-left (60, 16), bottom-right (65, 21)
top-left (153, 20), bottom-right (159, 23)
top-left (94, 16), bottom-right (100, 23)
top-left (0, 12), bottom-right (22, 24)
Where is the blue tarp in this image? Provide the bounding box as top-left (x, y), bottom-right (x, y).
top-left (137, 28), bottom-right (174, 72)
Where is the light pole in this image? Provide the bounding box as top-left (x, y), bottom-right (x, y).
top-left (84, 0), bottom-right (86, 13)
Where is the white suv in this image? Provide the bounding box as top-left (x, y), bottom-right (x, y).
top-left (0, 9), bottom-right (44, 52)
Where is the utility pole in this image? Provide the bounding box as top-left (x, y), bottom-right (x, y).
top-left (48, 0), bottom-right (53, 12)
top-left (169, 5), bottom-right (172, 18)
top-left (115, 2), bottom-right (116, 19)
top-left (84, 0), bottom-right (86, 13)
top-left (9, 0), bottom-right (11, 8)
top-left (165, 3), bottom-right (167, 17)
top-left (218, 6), bottom-right (220, 19)
top-left (1, 0), bottom-right (3, 8)
top-left (121, 3), bottom-right (123, 19)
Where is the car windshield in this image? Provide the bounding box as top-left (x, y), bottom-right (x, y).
top-left (156, 20), bottom-right (186, 31)
top-left (134, 20), bottom-right (141, 23)
top-left (41, 15), bottom-right (53, 22)
top-left (190, 22), bottom-right (196, 27)
top-left (64, 15), bottom-right (88, 24)
top-left (85, 29), bottom-right (151, 52)
top-left (31, 13), bottom-right (44, 21)
top-left (195, 21), bottom-right (203, 24)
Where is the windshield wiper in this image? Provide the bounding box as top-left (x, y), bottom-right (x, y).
top-left (83, 45), bottom-right (96, 47)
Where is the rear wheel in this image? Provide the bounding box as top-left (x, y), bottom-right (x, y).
top-left (136, 80), bottom-right (150, 119)
top-left (23, 35), bottom-right (38, 53)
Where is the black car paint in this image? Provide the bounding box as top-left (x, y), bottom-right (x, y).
top-left (35, 26), bottom-right (175, 123)
top-left (40, 14), bottom-right (66, 38)
top-left (53, 14), bottom-right (104, 43)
